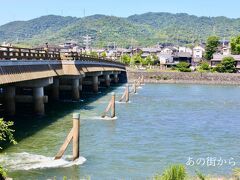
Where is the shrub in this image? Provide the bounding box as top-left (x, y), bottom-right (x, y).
top-left (199, 61), bottom-right (210, 71)
top-left (153, 164), bottom-right (187, 180)
top-left (176, 62), bottom-right (191, 72)
top-left (195, 171), bottom-right (206, 180)
top-left (233, 168), bottom-right (240, 180)
top-left (0, 118), bottom-right (17, 149)
top-left (214, 57), bottom-right (236, 73)
top-left (121, 54), bottom-right (131, 65)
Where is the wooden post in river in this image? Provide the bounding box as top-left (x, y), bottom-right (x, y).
top-left (119, 84), bottom-right (129, 103)
top-left (133, 81), bottom-right (137, 94)
top-left (141, 75), bottom-right (144, 85)
top-left (72, 113), bottom-right (80, 160)
top-left (102, 92), bottom-right (116, 118)
top-left (55, 113), bottom-right (80, 161)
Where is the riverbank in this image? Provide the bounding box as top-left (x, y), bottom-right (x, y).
top-left (127, 70), bottom-right (240, 85)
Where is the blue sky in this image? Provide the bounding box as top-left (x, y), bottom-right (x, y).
top-left (1, 0), bottom-right (240, 25)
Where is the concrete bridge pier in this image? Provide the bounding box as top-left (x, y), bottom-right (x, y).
top-left (52, 78), bottom-right (60, 101)
top-left (72, 78), bottom-right (80, 101)
top-left (79, 78), bottom-right (83, 92)
top-left (33, 87), bottom-right (45, 116)
top-left (16, 77), bottom-right (53, 116)
top-left (113, 73), bottom-right (119, 84)
top-left (4, 86), bottom-right (16, 116)
top-left (104, 74), bottom-right (111, 88)
top-left (59, 75), bottom-right (84, 101)
top-left (85, 72), bottom-right (102, 93)
top-left (92, 76), bottom-right (99, 93)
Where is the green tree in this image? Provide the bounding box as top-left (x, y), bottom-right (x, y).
top-left (176, 62), bottom-right (191, 72)
top-left (0, 118), bottom-right (17, 149)
top-left (231, 35), bottom-right (240, 54)
top-left (205, 36), bottom-right (220, 60)
top-left (132, 54), bottom-right (143, 65)
top-left (121, 54), bottom-right (131, 65)
top-left (144, 55), bottom-right (153, 65)
top-left (198, 61), bottom-right (211, 71)
top-left (0, 118), bottom-right (17, 179)
top-left (214, 57), bottom-right (236, 73)
top-left (101, 51), bottom-right (107, 58)
top-left (89, 51), bottom-right (98, 58)
top-left (152, 54), bottom-right (159, 61)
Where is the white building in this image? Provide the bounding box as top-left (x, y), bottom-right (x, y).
top-left (193, 46), bottom-right (205, 61)
top-left (161, 47), bottom-right (173, 55)
top-left (179, 47), bottom-right (193, 55)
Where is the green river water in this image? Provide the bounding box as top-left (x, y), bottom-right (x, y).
top-left (1, 84), bottom-right (240, 179)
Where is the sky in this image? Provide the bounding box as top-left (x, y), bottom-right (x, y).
top-left (0, 0), bottom-right (240, 25)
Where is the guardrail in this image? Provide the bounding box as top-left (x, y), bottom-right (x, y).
top-left (0, 46), bottom-right (124, 67)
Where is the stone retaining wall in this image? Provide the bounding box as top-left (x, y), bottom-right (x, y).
top-left (127, 71), bottom-right (240, 85)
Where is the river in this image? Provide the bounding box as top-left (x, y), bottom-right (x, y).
top-left (1, 84), bottom-right (240, 179)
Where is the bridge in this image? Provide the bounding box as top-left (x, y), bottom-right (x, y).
top-left (0, 46), bottom-right (126, 116)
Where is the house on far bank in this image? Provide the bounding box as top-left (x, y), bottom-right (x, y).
top-left (59, 41), bottom-right (81, 53)
top-left (211, 54), bottom-right (240, 71)
top-left (193, 46), bottom-right (205, 63)
top-left (179, 47), bottom-right (193, 55)
top-left (161, 47), bottom-right (175, 55)
top-left (219, 40), bottom-right (231, 56)
top-left (140, 47), bottom-right (161, 58)
top-left (174, 52), bottom-right (192, 64)
top-left (158, 54), bottom-right (174, 69)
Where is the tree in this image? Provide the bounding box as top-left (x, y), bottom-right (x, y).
top-left (176, 62), bottom-right (191, 72)
top-left (144, 55), bottom-right (153, 65)
top-left (120, 54), bottom-right (131, 65)
top-left (89, 51), bottom-right (98, 58)
top-left (131, 54), bottom-right (143, 65)
top-left (0, 118), bottom-right (17, 179)
top-left (205, 36), bottom-right (220, 60)
top-left (231, 35), bottom-right (240, 54)
top-left (101, 51), bottom-right (107, 58)
top-left (0, 118), bottom-right (17, 149)
top-left (214, 57), bottom-right (236, 73)
top-left (198, 61), bottom-right (211, 71)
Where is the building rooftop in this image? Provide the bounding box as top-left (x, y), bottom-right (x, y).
top-left (211, 54), bottom-right (240, 61)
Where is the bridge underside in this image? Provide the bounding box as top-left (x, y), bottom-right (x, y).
top-left (0, 60), bottom-right (127, 116)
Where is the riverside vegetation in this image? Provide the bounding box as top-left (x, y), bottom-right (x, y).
top-left (0, 118), bottom-right (16, 179)
top-left (153, 165), bottom-right (240, 180)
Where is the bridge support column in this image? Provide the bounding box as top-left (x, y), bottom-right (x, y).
top-left (52, 78), bottom-right (60, 101)
top-left (113, 73), bottom-right (119, 84)
top-left (104, 74), bottom-right (111, 88)
top-left (5, 86), bottom-right (16, 116)
top-left (79, 78), bottom-right (83, 92)
top-left (92, 76), bottom-right (98, 93)
top-left (72, 78), bottom-right (80, 101)
top-left (33, 87), bottom-right (45, 116)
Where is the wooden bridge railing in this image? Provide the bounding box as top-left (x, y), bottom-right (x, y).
top-left (0, 46), bottom-right (61, 60)
top-left (0, 46), bottom-right (124, 67)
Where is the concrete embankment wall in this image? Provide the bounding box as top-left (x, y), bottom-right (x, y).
top-left (127, 71), bottom-right (240, 85)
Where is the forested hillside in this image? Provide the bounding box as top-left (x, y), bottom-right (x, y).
top-left (0, 12), bottom-right (240, 47)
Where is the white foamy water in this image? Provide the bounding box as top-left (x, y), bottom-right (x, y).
top-left (0, 152), bottom-right (86, 171)
top-left (87, 116), bottom-right (118, 121)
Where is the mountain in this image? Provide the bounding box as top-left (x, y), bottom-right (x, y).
top-left (0, 13), bottom-right (240, 47)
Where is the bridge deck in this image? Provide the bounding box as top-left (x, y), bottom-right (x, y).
top-left (0, 46), bottom-right (126, 85)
